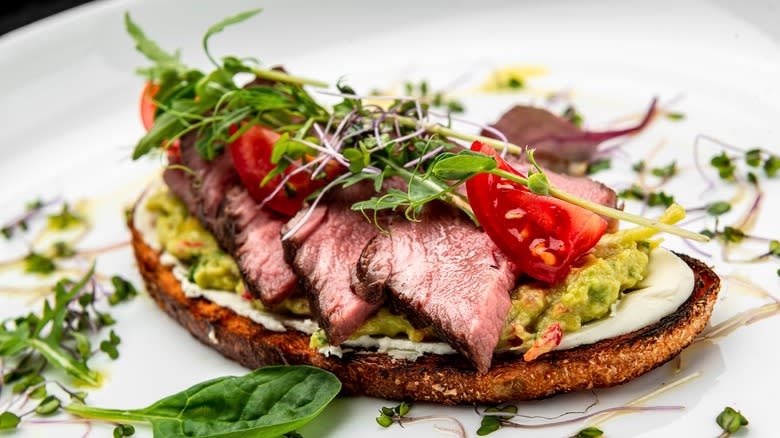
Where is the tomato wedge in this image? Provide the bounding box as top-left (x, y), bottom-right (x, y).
top-left (465, 141), bottom-right (607, 283)
top-left (229, 124), bottom-right (334, 216)
top-left (139, 81), bottom-right (181, 159)
top-left (139, 81), bottom-right (158, 131)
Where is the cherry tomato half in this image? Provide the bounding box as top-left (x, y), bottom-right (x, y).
top-left (139, 81), bottom-right (159, 132)
top-left (139, 81), bottom-right (181, 159)
top-left (465, 141), bottom-right (607, 283)
top-left (229, 124), bottom-right (336, 216)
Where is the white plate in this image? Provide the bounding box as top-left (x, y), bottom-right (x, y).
top-left (1, 0), bottom-right (780, 437)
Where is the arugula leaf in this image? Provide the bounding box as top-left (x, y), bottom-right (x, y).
top-left (124, 13), bottom-right (187, 80)
top-left (203, 9), bottom-right (263, 67)
top-left (66, 366), bottom-right (341, 438)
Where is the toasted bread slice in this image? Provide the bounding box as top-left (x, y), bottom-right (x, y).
top-left (130, 213), bottom-right (720, 404)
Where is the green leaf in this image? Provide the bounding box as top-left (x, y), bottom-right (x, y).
top-left (375, 414), bottom-right (393, 428)
top-left (745, 148), bottom-right (762, 167)
top-left (646, 191), bottom-right (675, 207)
top-left (476, 416), bottom-right (502, 436)
top-left (66, 366), bottom-right (341, 438)
top-left (476, 405), bottom-right (517, 436)
top-left (765, 155), bottom-right (780, 177)
top-left (665, 112), bottom-right (685, 121)
top-left (124, 13), bottom-right (186, 80)
top-left (114, 424), bottom-right (136, 437)
top-left (721, 226), bottom-right (745, 243)
top-left (769, 240), bottom-right (780, 257)
top-left (0, 412), bottom-right (20, 430)
top-left (586, 158), bottom-right (611, 175)
top-left (109, 276), bottom-right (138, 306)
top-left (35, 395), bottom-right (61, 415)
top-left (203, 9), bottom-right (263, 67)
top-left (577, 426), bottom-right (604, 438)
top-left (716, 407), bottom-right (748, 433)
top-left (651, 160), bottom-right (677, 178)
top-left (430, 151), bottom-right (496, 180)
top-left (24, 253), bottom-right (56, 275)
top-left (705, 201), bottom-right (731, 217)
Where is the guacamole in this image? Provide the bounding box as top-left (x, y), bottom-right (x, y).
top-left (146, 190), bottom-right (242, 292)
top-left (499, 204), bottom-right (685, 351)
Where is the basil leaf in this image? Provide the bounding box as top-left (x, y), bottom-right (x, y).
top-left (66, 366), bottom-right (341, 438)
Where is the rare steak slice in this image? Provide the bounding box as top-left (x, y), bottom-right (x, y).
top-left (282, 183), bottom-right (384, 345)
top-left (354, 204), bottom-right (517, 373)
top-left (221, 187), bottom-right (298, 306)
top-left (164, 138), bottom-right (298, 306)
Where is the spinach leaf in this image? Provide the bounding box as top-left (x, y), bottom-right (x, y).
top-left (66, 366), bottom-right (341, 438)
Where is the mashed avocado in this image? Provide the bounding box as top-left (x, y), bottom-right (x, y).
top-left (350, 308), bottom-right (432, 342)
top-left (147, 188), bottom-right (687, 351)
top-left (500, 239), bottom-right (650, 349)
top-left (499, 204), bottom-right (686, 351)
top-left (146, 190), bottom-right (241, 292)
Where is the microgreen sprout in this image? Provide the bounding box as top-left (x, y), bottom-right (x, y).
top-left (47, 203), bottom-right (84, 230)
top-left (1, 198), bottom-right (58, 240)
top-left (0, 265), bottom-right (139, 433)
top-left (586, 158), bottom-right (611, 175)
top-left (716, 407), bottom-right (748, 437)
top-left (374, 401), bottom-right (466, 437)
top-left (573, 426), bottom-right (604, 438)
top-left (651, 160), bottom-right (677, 179)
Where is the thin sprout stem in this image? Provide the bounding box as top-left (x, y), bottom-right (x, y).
top-left (588, 372), bottom-right (700, 427)
top-left (428, 109), bottom-right (511, 158)
top-left (315, 90), bottom-right (418, 101)
top-left (492, 405), bottom-right (684, 429)
top-left (392, 114), bottom-right (524, 155)
top-left (259, 157), bottom-right (326, 209)
top-left (249, 67), bottom-right (328, 88)
top-left (281, 173), bottom-right (351, 241)
top-left (395, 415), bottom-right (466, 438)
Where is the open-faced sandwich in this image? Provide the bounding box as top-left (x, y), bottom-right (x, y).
top-left (125, 11), bottom-right (719, 404)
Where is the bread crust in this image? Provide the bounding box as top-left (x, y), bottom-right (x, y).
top-left (130, 214), bottom-right (720, 404)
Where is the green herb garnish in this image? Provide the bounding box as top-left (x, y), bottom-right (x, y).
top-left (376, 401), bottom-right (412, 428)
top-left (576, 426), bottom-right (604, 438)
top-left (716, 406), bottom-right (748, 435)
top-left (23, 252), bottom-right (56, 275)
top-left (66, 366), bottom-right (340, 438)
top-left (706, 201), bottom-right (731, 217)
top-left (47, 203), bottom-right (83, 230)
top-left (651, 160), bottom-right (677, 179)
top-left (586, 158), bottom-right (611, 175)
top-left (476, 405), bottom-right (517, 436)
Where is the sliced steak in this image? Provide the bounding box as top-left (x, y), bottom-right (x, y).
top-left (164, 138), bottom-right (298, 305)
top-left (282, 183), bottom-right (384, 345)
top-left (354, 203), bottom-right (516, 373)
top-left (222, 187), bottom-right (299, 306)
